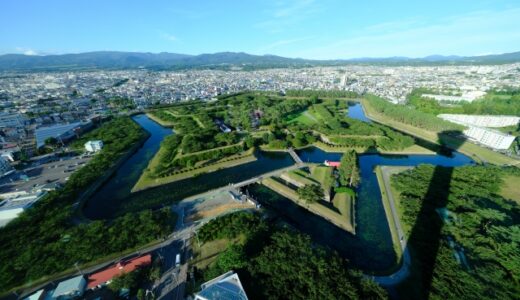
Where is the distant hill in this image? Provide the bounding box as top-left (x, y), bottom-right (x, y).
top-left (0, 50), bottom-right (519, 71)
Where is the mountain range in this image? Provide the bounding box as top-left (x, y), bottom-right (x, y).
top-left (0, 50), bottom-right (519, 71)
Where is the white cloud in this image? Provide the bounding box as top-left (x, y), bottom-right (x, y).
top-left (294, 8), bottom-right (520, 59)
top-left (258, 36), bottom-right (315, 54)
top-left (255, 0), bottom-right (320, 32)
top-left (161, 33), bottom-right (178, 42)
top-left (15, 47), bottom-right (39, 56)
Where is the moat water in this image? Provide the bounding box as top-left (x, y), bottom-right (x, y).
top-left (83, 104), bottom-right (474, 272)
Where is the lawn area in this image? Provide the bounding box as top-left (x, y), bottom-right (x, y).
top-left (374, 165), bottom-right (413, 266)
top-left (285, 110), bottom-right (319, 126)
top-left (132, 148), bottom-right (256, 192)
top-left (146, 112), bottom-right (175, 127)
top-left (313, 141), bottom-right (434, 155)
top-left (310, 165), bottom-right (334, 187)
top-left (284, 169), bottom-right (319, 186)
top-left (261, 177), bottom-right (355, 234)
top-left (499, 175), bottom-right (520, 204)
top-left (332, 192), bottom-right (355, 231)
top-left (191, 236), bottom-right (244, 270)
top-left (361, 98), bottom-right (519, 167)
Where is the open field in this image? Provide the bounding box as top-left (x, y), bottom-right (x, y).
top-left (132, 148), bottom-right (256, 192)
top-left (191, 236), bottom-right (243, 270)
top-left (146, 112), bottom-right (175, 127)
top-left (285, 110), bottom-right (319, 126)
top-left (261, 177), bottom-right (355, 234)
top-left (332, 192), bottom-right (355, 230)
top-left (361, 98), bottom-right (519, 166)
top-left (499, 175), bottom-right (520, 204)
top-left (186, 202), bottom-right (254, 222)
top-left (313, 141), bottom-right (434, 155)
top-left (284, 169), bottom-right (319, 186)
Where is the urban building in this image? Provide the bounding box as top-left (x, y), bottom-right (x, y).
top-left (0, 155), bottom-right (13, 177)
top-left (86, 254), bottom-right (152, 289)
top-left (195, 271), bottom-right (248, 300)
top-left (35, 120), bottom-right (92, 148)
top-left (463, 126), bottom-right (516, 150)
top-left (51, 275), bottom-right (87, 300)
top-left (439, 114), bottom-right (520, 128)
top-left (0, 112), bottom-right (26, 128)
top-left (0, 191), bottom-right (47, 227)
top-left (84, 140), bottom-right (103, 152)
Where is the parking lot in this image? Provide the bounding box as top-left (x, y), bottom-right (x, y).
top-left (0, 155), bottom-right (93, 194)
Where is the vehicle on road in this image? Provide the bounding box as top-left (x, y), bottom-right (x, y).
top-left (175, 253), bottom-right (181, 267)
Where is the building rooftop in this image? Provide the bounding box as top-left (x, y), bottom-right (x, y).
top-left (53, 275), bottom-right (85, 298)
top-left (195, 271), bottom-right (248, 300)
top-left (0, 191), bottom-right (46, 212)
top-left (87, 254), bottom-right (152, 289)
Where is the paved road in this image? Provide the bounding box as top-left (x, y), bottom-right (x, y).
top-left (372, 166), bottom-right (412, 286)
top-left (18, 164), bottom-right (306, 299)
top-left (154, 227), bottom-right (193, 300)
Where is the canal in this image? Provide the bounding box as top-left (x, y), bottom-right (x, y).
top-left (83, 103), bottom-right (474, 273)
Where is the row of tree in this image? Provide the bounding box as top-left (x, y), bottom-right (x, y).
top-left (195, 212), bottom-right (388, 299)
top-left (365, 94), bottom-right (463, 132)
top-left (0, 118), bottom-right (174, 293)
top-left (392, 165), bottom-right (520, 299)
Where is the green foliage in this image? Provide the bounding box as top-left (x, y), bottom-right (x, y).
top-left (197, 212), bottom-right (263, 243)
top-left (393, 165), bottom-right (520, 299)
top-left (297, 184), bottom-right (324, 203)
top-left (248, 231), bottom-right (388, 300)
top-left (408, 87), bottom-right (520, 116)
top-left (365, 94), bottom-right (463, 132)
top-left (203, 244), bottom-right (248, 281)
top-left (0, 118), bottom-right (173, 293)
top-left (339, 150), bottom-right (360, 187)
top-left (197, 212), bottom-right (387, 300)
top-left (107, 96), bottom-right (136, 110)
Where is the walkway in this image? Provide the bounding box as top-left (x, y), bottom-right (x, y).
top-left (288, 147), bottom-right (303, 164)
top-left (372, 166), bottom-right (411, 286)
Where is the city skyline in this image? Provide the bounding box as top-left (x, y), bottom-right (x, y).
top-left (1, 0), bottom-right (520, 59)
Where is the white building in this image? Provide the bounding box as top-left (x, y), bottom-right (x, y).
top-left (195, 271), bottom-right (248, 300)
top-left (51, 275), bottom-right (87, 300)
top-left (84, 140), bottom-right (103, 152)
top-left (0, 191), bottom-right (47, 227)
top-left (438, 114), bottom-right (520, 128)
top-left (463, 126), bottom-right (516, 150)
top-left (0, 156), bottom-right (14, 177)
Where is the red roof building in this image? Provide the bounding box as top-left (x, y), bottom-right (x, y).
top-left (87, 254), bottom-right (152, 289)
top-left (324, 160), bottom-right (341, 167)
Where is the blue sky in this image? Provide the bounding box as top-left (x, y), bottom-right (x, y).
top-left (1, 0), bottom-right (519, 59)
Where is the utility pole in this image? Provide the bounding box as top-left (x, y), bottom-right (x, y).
top-left (74, 262), bottom-right (83, 275)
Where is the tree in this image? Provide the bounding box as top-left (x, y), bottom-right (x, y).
top-left (297, 184), bottom-right (324, 203)
top-left (339, 150), bottom-right (360, 187)
top-left (137, 289), bottom-right (146, 300)
top-left (44, 137), bottom-right (59, 148)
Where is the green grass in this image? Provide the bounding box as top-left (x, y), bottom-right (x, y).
top-left (284, 170), bottom-right (319, 186)
top-left (332, 192), bottom-right (355, 230)
top-left (285, 110), bottom-right (318, 126)
top-left (146, 112), bottom-right (175, 127)
top-left (191, 236), bottom-right (244, 270)
top-left (375, 166), bottom-right (408, 264)
top-left (132, 148), bottom-right (256, 191)
top-left (261, 177), bottom-right (355, 233)
top-left (310, 165), bottom-right (334, 187)
top-left (499, 175), bottom-right (520, 204)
